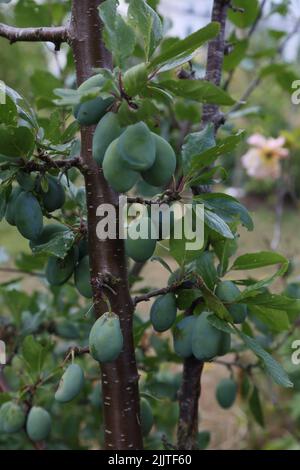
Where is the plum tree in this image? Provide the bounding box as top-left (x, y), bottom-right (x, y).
top-left (0, 0), bottom-right (295, 453)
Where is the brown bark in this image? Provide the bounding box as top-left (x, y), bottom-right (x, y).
top-left (202, 0), bottom-right (230, 128)
top-left (69, 0), bottom-right (142, 450)
top-left (177, 359), bottom-right (204, 450)
top-left (0, 23), bottom-right (68, 48)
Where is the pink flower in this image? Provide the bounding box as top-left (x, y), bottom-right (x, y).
top-left (241, 133), bottom-right (289, 180)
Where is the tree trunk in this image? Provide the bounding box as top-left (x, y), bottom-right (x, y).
top-left (69, 0), bottom-right (143, 450)
top-left (177, 0), bottom-right (229, 450)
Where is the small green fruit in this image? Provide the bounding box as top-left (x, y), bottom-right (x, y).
top-left (40, 175), bottom-right (65, 212)
top-left (215, 281), bottom-right (247, 324)
top-left (142, 133), bottom-right (176, 187)
top-left (140, 398), bottom-right (154, 436)
top-left (118, 122), bottom-right (155, 171)
top-left (125, 216), bottom-right (157, 262)
top-left (74, 255), bottom-right (93, 298)
top-left (55, 364), bottom-right (85, 403)
top-left (14, 192), bottom-right (43, 240)
top-left (215, 378), bottom-right (237, 409)
top-left (89, 312), bottom-right (123, 363)
top-left (173, 316), bottom-right (196, 358)
top-left (92, 112), bottom-right (122, 165)
top-left (103, 139), bottom-right (139, 193)
top-left (45, 249), bottom-right (76, 286)
top-left (192, 311), bottom-right (231, 361)
top-left (16, 171), bottom-right (36, 191)
top-left (0, 401), bottom-right (25, 433)
top-left (150, 293), bottom-right (177, 332)
top-left (5, 186), bottom-right (23, 226)
top-left (73, 74), bottom-right (114, 126)
top-left (26, 406), bottom-right (51, 441)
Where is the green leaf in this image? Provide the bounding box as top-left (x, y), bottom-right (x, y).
top-left (99, 0), bottom-right (136, 67)
top-left (260, 63), bottom-right (298, 92)
top-left (243, 293), bottom-right (300, 312)
top-left (228, 0), bottom-right (259, 28)
top-left (231, 251), bottom-right (288, 271)
top-left (182, 124), bottom-right (215, 175)
top-left (207, 314), bottom-right (236, 334)
top-left (22, 335), bottom-right (49, 375)
top-left (232, 253), bottom-right (289, 298)
top-left (191, 251), bottom-right (218, 291)
top-left (224, 38), bottom-right (248, 71)
top-left (14, 0), bottom-right (50, 27)
top-left (159, 79), bottom-right (235, 105)
top-left (31, 229), bottom-right (75, 259)
top-left (200, 288), bottom-right (232, 322)
top-left (128, 0), bottom-right (163, 61)
top-left (149, 22), bottom-right (220, 72)
top-left (189, 130), bottom-right (245, 174)
top-left (204, 210), bottom-right (234, 240)
top-left (188, 166), bottom-right (228, 187)
top-left (249, 386), bottom-right (265, 427)
top-left (0, 95), bottom-right (18, 125)
top-left (0, 125), bottom-right (35, 159)
top-left (151, 256), bottom-right (173, 274)
top-left (196, 193), bottom-right (254, 231)
top-left (0, 289), bottom-right (32, 326)
top-left (248, 305), bottom-right (290, 333)
top-left (30, 70), bottom-right (62, 109)
top-left (214, 237), bottom-right (238, 276)
top-left (238, 331), bottom-right (293, 388)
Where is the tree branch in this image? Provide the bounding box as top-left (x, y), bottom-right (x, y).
top-left (0, 23), bottom-right (69, 50)
top-left (133, 282), bottom-right (182, 306)
top-left (201, 0), bottom-right (230, 129)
